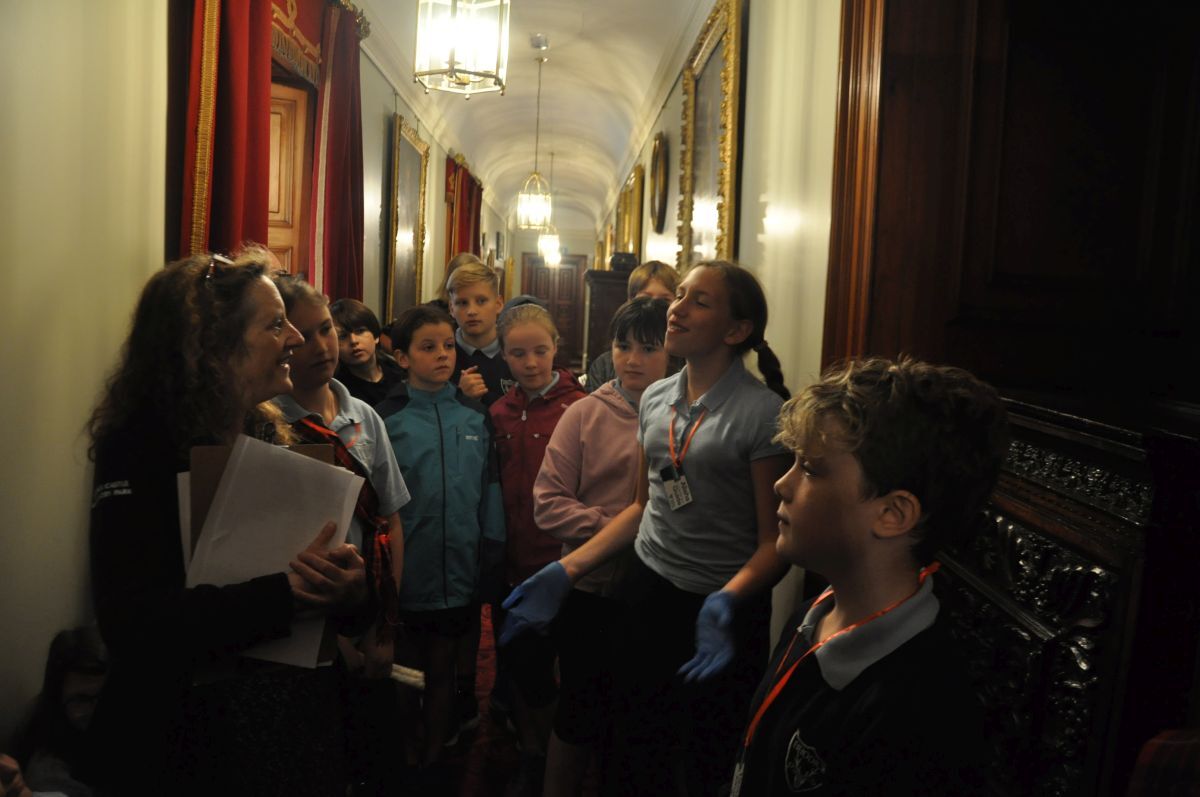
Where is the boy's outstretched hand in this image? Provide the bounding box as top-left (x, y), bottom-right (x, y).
top-left (678, 590), bottom-right (736, 682)
top-left (499, 561), bottom-right (571, 645)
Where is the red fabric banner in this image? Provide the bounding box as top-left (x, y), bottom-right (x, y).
top-left (180, 0), bottom-right (271, 256)
top-left (269, 0), bottom-right (323, 86)
top-left (445, 157), bottom-right (483, 266)
top-left (309, 3), bottom-right (365, 300)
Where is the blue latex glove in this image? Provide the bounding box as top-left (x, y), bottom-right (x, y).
top-left (499, 561), bottom-right (572, 646)
top-left (678, 590), bottom-right (736, 683)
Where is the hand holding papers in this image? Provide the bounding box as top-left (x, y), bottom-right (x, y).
top-left (287, 521), bottom-right (367, 612)
top-left (185, 434), bottom-right (365, 667)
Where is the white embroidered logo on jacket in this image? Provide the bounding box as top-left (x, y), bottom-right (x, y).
top-left (785, 730), bottom-right (826, 792)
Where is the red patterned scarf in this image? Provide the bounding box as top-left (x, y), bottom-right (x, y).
top-left (293, 416), bottom-right (399, 629)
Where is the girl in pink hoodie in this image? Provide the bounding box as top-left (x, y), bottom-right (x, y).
top-left (532, 297), bottom-right (672, 796)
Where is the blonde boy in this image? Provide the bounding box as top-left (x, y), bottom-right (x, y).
top-left (446, 257), bottom-right (513, 407)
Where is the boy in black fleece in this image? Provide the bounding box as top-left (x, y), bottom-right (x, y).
top-left (732, 357), bottom-right (1008, 796)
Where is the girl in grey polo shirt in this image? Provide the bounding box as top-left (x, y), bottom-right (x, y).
top-left (501, 261), bottom-right (792, 796)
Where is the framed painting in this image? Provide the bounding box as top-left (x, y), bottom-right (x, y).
top-left (385, 113), bottom-right (429, 325)
top-left (649, 132), bottom-right (669, 234)
top-left (615, 164), bottom-right (644, 261)
top-left (677, 0), bottom-right (744, 270)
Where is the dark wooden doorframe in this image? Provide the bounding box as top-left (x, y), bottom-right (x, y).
top-left (822, 0), bottom-right (885, 367)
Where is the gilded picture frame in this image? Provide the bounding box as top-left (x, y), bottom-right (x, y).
top-left (677, 0), bottom-right (744, 270)
top-left (615, 164), bottom-right (645, 261)
top-left (385, 113), bottom-right (429, 324)
top-left (650, 132), bottom-right (669, 234)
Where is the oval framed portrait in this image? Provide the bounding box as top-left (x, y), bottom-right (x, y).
top-left (650, 132), bottom-right (668, 234)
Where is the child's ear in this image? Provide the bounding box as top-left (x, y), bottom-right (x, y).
top-left (871, 489), bottom-right (923, 540)
top-left (395, 350), bottom-right (411, 370)
top-left (723, 318), bottom-right (753, 348)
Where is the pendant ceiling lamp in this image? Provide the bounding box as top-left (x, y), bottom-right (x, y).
top-left (538, 225), bottom-right (562, 265)
top-left (414, 0), bottom-right (511, 98)
top-left (516, 53), bottom-right (552, 230)
top-left (538, 152), bottom-right (561, 265)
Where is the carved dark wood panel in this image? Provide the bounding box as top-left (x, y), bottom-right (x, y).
top-left (940, 508), bottom-right (1122, 796)
top-left (937, 401), bottom-right (1200, 795)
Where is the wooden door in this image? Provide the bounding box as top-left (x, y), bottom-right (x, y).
top-left (824, 0), bottom-right (1200, 403)
top-left (521, 253), bottom-right (588, 370)
top-left (268, 82), bottom-right (311, 275)
top-left (824, 3), bottom-right (1200, 794)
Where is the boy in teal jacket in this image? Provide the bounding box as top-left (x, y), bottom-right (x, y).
top-left (376, 305), bottom-right (505, 773)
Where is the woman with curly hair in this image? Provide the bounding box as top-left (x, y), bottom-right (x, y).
top-left (86, 252), bottom-right (369, 795)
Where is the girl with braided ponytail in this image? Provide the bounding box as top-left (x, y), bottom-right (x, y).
top-left (501, 260), bottom-right (792, 795)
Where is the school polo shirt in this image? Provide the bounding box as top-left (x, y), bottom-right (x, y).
top-left (273, 378), bottom-right (410, 550)
top-left (733, 578), bottom-right (986, 796)
top-left (451, 327), bottom-right (515, 407)
top-left (634, 357), bottom-right (786, 594)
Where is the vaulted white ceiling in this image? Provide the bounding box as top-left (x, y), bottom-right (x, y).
top-left (358, 0), bottom-right (711, 232)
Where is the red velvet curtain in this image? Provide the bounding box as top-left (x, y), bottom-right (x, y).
top-left (445, 157), bottom-right (483, 266)
top-left (180, 0), bottom-right (272, 256)
top-left (309, 4), bottom-right (365, 300)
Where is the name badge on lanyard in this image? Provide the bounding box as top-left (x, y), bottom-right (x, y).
top-left (665, 406), bottom-right (705, 511)
top-left (660, 465), bottom-right (693, 510)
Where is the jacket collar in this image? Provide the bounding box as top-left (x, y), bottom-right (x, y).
top-left (456, 327), bottom-right (502, 358)
top-left (274, 378), bottom-right (358, 425)
top-left (802, 576), bottom-right (940, 691)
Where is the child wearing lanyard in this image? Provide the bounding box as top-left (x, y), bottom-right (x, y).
top-left (733, 357), bottom-right (1008, 796)
top-left (502, 261), bottom-right (792, 796)
top-left (270, 275), bottom-right (409, 794)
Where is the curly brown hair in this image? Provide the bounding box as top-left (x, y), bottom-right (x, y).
top-left (87, 253), bottom-right (293, 459)
top-left (776, 356), bottom-right (1010, 564)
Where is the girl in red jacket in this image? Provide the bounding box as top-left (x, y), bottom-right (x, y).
top-left (490, 301), bottom-right (586, 795)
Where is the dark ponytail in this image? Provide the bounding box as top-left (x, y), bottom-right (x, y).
top-left (754, 342), bottom-right (790, 400)
top-left (696, 260), bottom-right (791, 400)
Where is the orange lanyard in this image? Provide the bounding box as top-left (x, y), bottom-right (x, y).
top-left (742, 562), bottom-right (941, 750)
top-left (668, 406), bottom-right (707, 471)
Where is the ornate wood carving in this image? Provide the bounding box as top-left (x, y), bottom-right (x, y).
top-left (1005, 440), bottom-right (1153, 526)
top-left (936, 398), bottom-right (1200, 795)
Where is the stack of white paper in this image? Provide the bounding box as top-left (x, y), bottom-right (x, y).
top-left (185, 434), bottom-right (363, 667)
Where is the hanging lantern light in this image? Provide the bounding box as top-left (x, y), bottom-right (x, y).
top-left (414, 0), bottom-right (511, 98)
top-left (516, 55), bottom-right (552, 230)
top-left (539, 224), bottom-right (562, 266)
